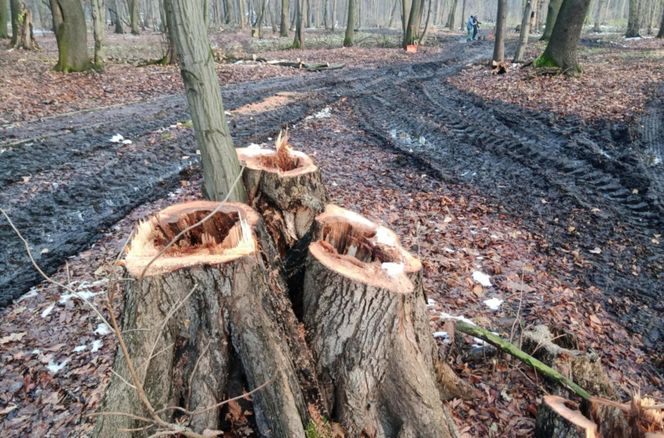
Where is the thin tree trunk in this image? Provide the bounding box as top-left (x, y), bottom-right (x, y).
top-left (111, 0), bottom-right (124, 33)
top-left (331, 0), bottom-right (335, 29)
top-left (459, 0), bottom-right (465, 30)
top-left (165, 0), bottom-right (247, 201)
top-left (514, 0), bottom-right (532, 62)
top-left (292, 0), bottom-right (303, 47)
top-left (625, 0), bottom-right (641, 37)
top-left (10, 0), bottom-right (18, 45)
top-left (342, 0), bottom-right (354, 46)
top-left (280, 0), bottom-right (288, 35)
top-left (593, 0), bottom-right (607, 31)
top-left (13, 1), bottom-right (37, 49)
top-left (493, 0), bottom-right (507, 63)
top-left (536, 0), bottom-right (592, 73)
top-left (658, 3), bottom-right (664, 37)
top-left (540, 0), bottom-right (562, 40)
top-left (91, 0), bottom-right (105, 69)
top-left (403, 0), bottom-right (423, 46)
top-left (419, 0), bottom-right (432, 44)
top-left (160, 0), bottom-right (176, 64)
top-left (445, 0), bottom-right (456, 29)
top-left (50, 0), bottom-right (91, 72)
top-left (129, 0), bottom-right (140, 33)
top-left (387, 0), bottom-right (398, 27)
top-left (0, 0), bottom-right (9, 38)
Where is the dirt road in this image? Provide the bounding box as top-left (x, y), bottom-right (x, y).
top-left (1, 38), bottom-right (662, 358)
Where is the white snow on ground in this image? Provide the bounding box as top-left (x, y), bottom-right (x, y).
top-left (109, 134), bottom-right (124, 143)
top-left (73, 345), bottom-right (86, 353)
top-left (59, 290), bottom-right (100, 305)
top-left (439, 312), bottom-right (476, 326)
top-left (94, 323), bottom-right (112, 336)
top-left (91, 340), bottom-right (103, 353)
top-left (433, 331), bottom-right (450, 341)
top-left (47, 359), bottom-right (69, 375)
top-left (483, 297), bottom-right (504, 311)
top-left (306, 107), bottom-right (332, 120)
top-left (40, 303), bottom-right (55, 318)
top-left (472, 271), bottom-right (492, 287)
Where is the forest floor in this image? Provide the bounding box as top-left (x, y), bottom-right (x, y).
top-left (0, 29), bottom-right (663, 437)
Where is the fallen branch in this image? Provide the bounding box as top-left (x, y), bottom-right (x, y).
top-left (455, 321), bottom-right (591, 400)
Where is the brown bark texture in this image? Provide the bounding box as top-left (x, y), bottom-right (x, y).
top-left (0, 0), bottom-right (9, 38)
top-left (514, 0), bottom-right (533, 62)
top-left (93, 202), bottom-right (313, 437)
top-left (540, 0), bottom-right (562, 40)
top-left (302, 204), bottom-right (459, 438)
top-left (50, 0), bottom-right (91, 72)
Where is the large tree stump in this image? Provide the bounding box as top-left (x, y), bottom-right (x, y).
top-left (94, 201), bottom-right (312, 437)
top-left (302, 205), bottom-right (458, 438)
top-left (237, 134), bottom-right (327, 312)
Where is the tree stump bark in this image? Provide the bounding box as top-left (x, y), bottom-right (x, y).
top-left (94, 201), bottom-right (312, 438)
top-left (237, 136), bottom-right (327, 312)
top-left (301, 204), bottom-right (458, 438)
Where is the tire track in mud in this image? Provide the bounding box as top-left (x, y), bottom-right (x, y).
top-left (0, 42), bottom-right (488, 305)
top-left (350, 75), bottom-right (664, 354)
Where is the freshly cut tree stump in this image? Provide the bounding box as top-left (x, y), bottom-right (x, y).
top-left (302, 205), bottom-right (459, 438)
top-left (237, 134), bottom-right (327, 312)
top-left (94, 201), bottom-right (311, 438)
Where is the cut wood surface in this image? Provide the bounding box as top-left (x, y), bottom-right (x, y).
top-left (302, 204), bottom-right (458, 438)
top-left (94, 201), bottom-right (312, 437)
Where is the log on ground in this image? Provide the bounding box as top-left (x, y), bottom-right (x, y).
top-left (93, 201), bottom-right (310, 437)
top-left (302, 204), bottom-right (458, 437)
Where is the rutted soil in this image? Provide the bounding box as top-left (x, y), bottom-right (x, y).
top-left (1, 37), bottom-right (662, 363)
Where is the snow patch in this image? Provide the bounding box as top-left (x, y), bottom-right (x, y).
top-left (41, 303), bottom-right (55, 318)
top-left (59, 290), bottom-right (100, 305)
top-left (472, 271), bottom-right (492, 287)
top-left (91, 340), bottom-right (103, 353)
top-left (306, 107), bottom-right (331, 120)
top-left (483, 297), bottom-right (504, 311)
top-left (94, 323), bottom-right (112, 336)
top-left (433, 331), bottom-right (450, 342)
top-left (73, 345), bottom-right (87, 353)
top-left (47, 359), bottom-right (69, 375)
top-left (439, 312), bottom-right (475, 326)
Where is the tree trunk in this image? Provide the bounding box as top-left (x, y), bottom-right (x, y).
top-left (658, 4), bottom-right (664, 38)
top-left (9, 0), bottom-right (18, 45)
top-left (129, 0), bottom-right (140, 33)
top-left (593, 0), bottom-right (607, 32)
top-left (0, 0), bottom-right (8, 38)
top-left (540, 0), bottom-right (562, 40)
top-left (529, 0), bottom-right (538, 31)
top-left (445, 0), bottom-right (456, 29)
top-left (292, 0), bottom-right (303, 47)
top-left (535, 0), bottom-right (592, 74)
top-left (51, 0), bottom-right (91, 72)
top-left (280, 0), bottom-right (288, 35)
top-left (13, 1), bottom-right (38, 50)
top-left (302, 205), bottom-right (459, 438)
top-left (419, 0), bottom-right (433, 44)
top-left (93, 202), bottom-right (316, 438)
top-left (493, 0), bottom-right (507, 63)
top-left (459, 0), bottom-right (465, 30)
top-left (625, 0), bottom-right (641, 37)
top-left (330, 0), bottom-right (335, 30)
top-left (91, 0), bottom-right (105, 68)
top-left (166, 0), bottom-right (247, 202)
top-left (343, 0), bottom-right (354, 46)
top-left (111, 0), bottom-right (124, 33)
top-left (403, 0), bottom-right (423, 46)
top-left (514, 0), bottom-right (532, 62)
top-left (159, 0), bottom-right (177, 64)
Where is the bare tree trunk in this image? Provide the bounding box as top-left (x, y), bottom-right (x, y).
top-left (540, 0), bottom-right (562, 40)
top-left (387, 0), bottom-right (398, 27)
top-left (292, 0), bottom-right (303, 47)
top-left (110, 0), bottom-right (124, 33)
top-left (445, 0), bottom-right (456, 29)
top-left (658, 4), bottom-right (664, 37)
top-left (0, 0), bottom-right (9, 38)
top-left (14, 1), bottom-right (38, 49)
top-left (50, 0), bottom-right (91, 72)
top-left (343, 0), bottom-right (354, 45)
top-left (593, 0), bottom-right (607, 31)
top-left (302, 205), bottom-right (459, 437)
top-left (514, 0), bottom-right (532, 62)
top-left (129, 0), bottom-right (140, 33)
top-left (330, 0), bottom-right (336, 29)
top-left (91, 0), bottom-right (105, 69)
top-left (159, 0), bottom-right (177, 64)
top-left (403, 0), bottom-right (423, 46)
top-left (93, 202), bottom-right (313, 437)
top-left (493, 0), bottom-right (507, 63)
top-left (280, 0), bottom-right (288, 35)
top-left (625, 0), bottom-right (641, 37)
top-left (166, 0), bottom-right (247, 202)
top-left (419, 0), bottom-right (433, 43)
top-left (536, 0), bottom-right (592, 73)
top-left (9, 0), bottom-right (18, 45)
top-left (459, 0), bottom-right (465, 30)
